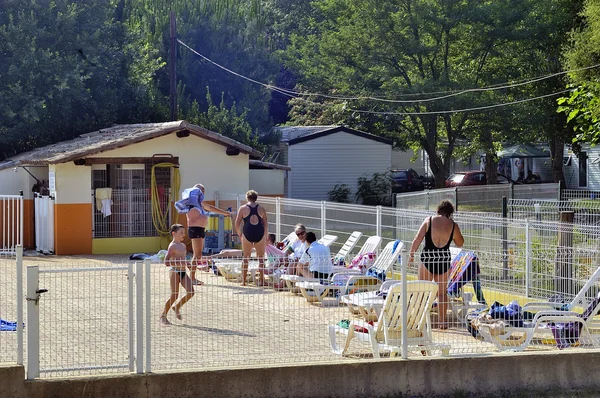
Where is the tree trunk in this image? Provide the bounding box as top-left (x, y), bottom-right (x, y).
top-left (481, 131), bottom-right (498, 184)
top-left (550, 137), bottom-right (566, 186)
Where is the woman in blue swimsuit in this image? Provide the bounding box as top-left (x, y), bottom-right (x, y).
top-left (235, 190), bottom-right (268, 286)
top-left (409, 200), bottom-right (464, 328)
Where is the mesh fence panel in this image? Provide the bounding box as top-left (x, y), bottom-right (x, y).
top-left (0, 252), bottom-right (17, 364)
top-left (36, 263), bottom-right (132, 377)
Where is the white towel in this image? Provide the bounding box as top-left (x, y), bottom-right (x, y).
top-left (100, 198), bottom-right (112, 217)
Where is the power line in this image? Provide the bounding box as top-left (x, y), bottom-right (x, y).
top-left (177, 39), bottom-right (578, 114)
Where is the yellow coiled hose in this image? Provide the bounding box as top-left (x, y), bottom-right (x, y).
top-left (150, 162), bottom-right (181, 248)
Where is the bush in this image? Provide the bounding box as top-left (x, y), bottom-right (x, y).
top-left (327, 183), bottom-right (352, 203)
top-left (356, 172), bottom-right (393, 206)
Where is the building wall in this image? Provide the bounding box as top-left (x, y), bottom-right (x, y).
top-left (51, 163), bottom-right (93, 254)
top-left (288, 132), bottom-right (391, 201)
top-left (249, 169), bottom-right (285, 196)
top-left (564, 145), bottom-right (600, 190)
top-left (0, 166), bottom-right (48, 249)
top-left (88, 134), bottom-right (250, 199)
top-left (391, 149), bottom-right (427, 175)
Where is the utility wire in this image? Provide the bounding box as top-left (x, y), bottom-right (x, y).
top-left (177, 39), bottom-right (579, 115)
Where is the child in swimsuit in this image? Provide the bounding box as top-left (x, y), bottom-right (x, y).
top-left (160, 224), bottom-right (195, 325)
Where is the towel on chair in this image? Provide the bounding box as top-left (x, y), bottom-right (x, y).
top-left (174, 187), bottom-right (207, 215)
top-left (95, 188), bottom-right (113, 217)
top-left (0, 319), bottom-right (17, 332)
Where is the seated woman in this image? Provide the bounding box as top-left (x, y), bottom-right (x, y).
top-left (284, 223), bottom-right (309, 275)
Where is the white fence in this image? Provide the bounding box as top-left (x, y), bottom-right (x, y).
top-left (34, 194), bottom-right (54, 254)
top-left (2, 194), bottom-right (600, 379)
top-left (0, 194), bottom-right (23, 254)
top-left (508, 199), bottom-right (600, 225)
top-left (396, 183), bottom-right (560, 213)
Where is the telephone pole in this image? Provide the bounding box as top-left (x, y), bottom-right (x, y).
top-left (169, 11), bottom-right (177, 121)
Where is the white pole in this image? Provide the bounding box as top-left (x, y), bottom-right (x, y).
top-left (135, 262), bottom-right (143, 373)
top-left (144, 259), bottom-right (152, 373)
top-left (376, 205), bottom-right (382, 238)
top-left (128, 263), bottom-right (134, 372)
top-left (19, 192), bottom-right (24, 248)
top-left (16, 245), bottom-right (23, 365)
top-left (401, 247), bottom-right (408, 359)
top-left (320, 201), bottom-right (326, 238)
top-left (525, 220), bottom-right (531, 297)
top-left (275, 197), bottom-right (281, 242)
top-left (26, 265), bottom-right (40, 379)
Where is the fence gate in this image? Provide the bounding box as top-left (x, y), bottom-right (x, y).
top-left (26, 264), bottom-right (137, 379)
top-left (0, 194), bottom-right (23, 254)
top-left (34, 193), bottom-right (54, 254)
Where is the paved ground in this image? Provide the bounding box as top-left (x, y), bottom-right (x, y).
top-left (0, 253), bottom-right (567, 378)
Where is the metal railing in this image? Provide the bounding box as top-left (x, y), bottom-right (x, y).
top-left (92, 189), bottom-right (171, 238)
top-left (396, 183), bottom-right (560, 214)
top-left (3, 194), bottom-right (600, 379)
top-left (0, 193), bottom-right (23, 254)
top-left (508, 199), bottom-right (600, 225)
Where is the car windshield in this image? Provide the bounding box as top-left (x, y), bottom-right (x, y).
top-left (448, 174), bottom-right (465, 183)
top-left (392, 171), bottom-right (408, 179)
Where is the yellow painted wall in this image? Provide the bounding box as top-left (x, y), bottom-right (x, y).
top-left (249, 169), bottom-right (285, 196)
top-left (87, 134), bottom-right (250, 199)
top-left (92, 237), bottom-right (165, 255)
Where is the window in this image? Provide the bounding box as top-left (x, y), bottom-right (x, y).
top-left (579, 152), bottom-right (587, 188)
top-left (92, 164), bottom-right (171, 238)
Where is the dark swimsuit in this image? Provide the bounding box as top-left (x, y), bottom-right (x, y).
top-left (188, 226), bottom-right (205, 239)
top-left (243, 204), bottom-right (265, 243)
top-left (420, 217), bottom-right (455, 275)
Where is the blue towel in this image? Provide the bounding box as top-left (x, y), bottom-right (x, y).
top-left (0, 319), bottom-right (17, 332)
top-left (174, 187), bottom-right (207, 215)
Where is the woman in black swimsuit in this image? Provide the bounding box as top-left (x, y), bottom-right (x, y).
top-left (409, 200), bottom-right (464, 328)
top-left (234, 190), bottom-right (268, 286)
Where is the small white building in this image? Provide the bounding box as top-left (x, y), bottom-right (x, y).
top-left (275, 126), bottom-right (393, 201)
top-left (564, 144), bottom-right (600, 190)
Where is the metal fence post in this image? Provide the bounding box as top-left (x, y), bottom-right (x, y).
top-left (321, 201), bottom-right (326, 237)
top-left (16, 245), bottom-right (24, 365)
top-left (376, 205), bottom-right (382, 238)
top-left (454, 187), bottom-right (458, 211)
top-left (128, 262), bottom-right (134, 372)
top-left (19, 190), bottom-right (24, 248)
top-left (26, 265), bottom-right (40, 379)
top-left (275, 197), bottom-right (281, 242)
top-left (135, 262), bottom-right (144, 374)
top-left (525, 219), bottom-right (531, 297)
top-left (401, 246), bottom-right (408, 359)
top-left (144, 259), bottom-right (152, 373)
top-left (425, 191), bottom-right (429, 210)
top-left (502, 197), bottom-right (508, 280)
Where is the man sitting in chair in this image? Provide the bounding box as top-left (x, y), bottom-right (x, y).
top-left (298, 232), bottom-right (333, 279)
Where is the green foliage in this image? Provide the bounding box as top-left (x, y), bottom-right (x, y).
top-left (356, 172), bottom-right (392, 206)
top-left (0, 0), bottom-right (166, 159)
top-left (182, 86), bottom-right (263, 151)
top-left (282, 0), bottom-right (582, 185)
top-left (560, 0), bottom-right (600, 145)
top-left (327, 183), bottom-right (351, 203)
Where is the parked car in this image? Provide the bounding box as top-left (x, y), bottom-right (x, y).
top-left (391, 168), bottom-right (425, 193)
top-left (445, 171), bottom-right (515, 187)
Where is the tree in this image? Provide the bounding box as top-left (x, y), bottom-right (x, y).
top-left (560, 0), bottom-right (600, 146)
top-left (282, 0), bottom-right (581, 186)
top-left (0, 0), bottom-right (165, 159)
